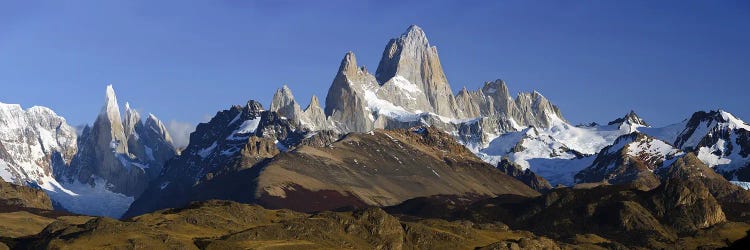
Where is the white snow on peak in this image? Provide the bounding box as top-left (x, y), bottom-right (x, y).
top-left (391, 75), bottom-right (422, 93)
top-left (363, 86), bottom-right (420, 122)
top-left (226, 118), bottom-right (261, 140)
top-left (235, 118), bottom-right (261, 134)
top-left (626, 136), bottom-right (684, 168)
top-left (477, 114), bottom-right (638, 186)
top-left (684, 120), bottom-right (715, 149)
top-left (198, 141), bottom-right (217, 158)
top-left (101, 84), bottom-right (121, 119)
top-left (638, 120), bottom-right (687, 144)
top-left (719, 110), bottom-right (750, 131)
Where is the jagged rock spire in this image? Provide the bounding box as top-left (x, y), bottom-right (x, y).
top-left (339, 51), bottom-right (360, 77)
top-left (96, 84), bottom-right (128, 154)
top-left (375, 25), bottom-right (457, 118)
top-left (270, 85), bottom-right (303, 122)
top-left (303, 95), bottom-right (328, 131)
top-left (123, 102), bottom-right (141, 140)
top-left (307, 95), bottom-right (321, 111)
top-left (145, 113), bottom-right (174, 146)
top-left (324, 51), bottom-right (376, 132)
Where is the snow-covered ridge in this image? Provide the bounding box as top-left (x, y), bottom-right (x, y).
top-left (0, 102), bottom-right (77, 186)
top-left (626, 136), bottom-right (683, 161)
top-left (719, 110), bottom-right (750, 131)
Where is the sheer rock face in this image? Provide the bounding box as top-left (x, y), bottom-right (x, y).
top-left (455, 87), bottom-right (494, 119)
top-left (0, 175), bottom-right (53, 210)
top-left (325, 51), bottom-right (377, 133)
top-left (0, 103), bottom-right (77, 187)
top-left (513, 91), bottom-right (565, 128)
top-left (375, 25), bottom-right (458, 118)
top-left (65, 85), bottom-right (176, 197)
top-left (302, 95), bottom-right (328, 131)
top-left (270, 85), bottom-right (304, 124)
top-left (497, 158), bottom-right (553, 192)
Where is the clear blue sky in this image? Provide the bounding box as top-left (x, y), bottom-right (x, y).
top-left (1, 0), bottom-right (749, 130)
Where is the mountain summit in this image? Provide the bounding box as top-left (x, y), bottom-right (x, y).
top-left (375, 25), bottom-right (458, 118)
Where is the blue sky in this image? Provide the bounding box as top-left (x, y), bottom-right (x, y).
top-left (1, 1), bottom-right (748, 137)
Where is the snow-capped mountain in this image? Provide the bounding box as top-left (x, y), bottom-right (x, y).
top-left (474, 111), bottom-right (651, 185)
top-left (0, 85), bottom-right (176, 218)
top-left (50, 85), bottom-right (176, 217)
top-left (320, 26), bottom-right (563, 138)
top-left (0, 102), bottom-right (77, 191)
top-left (157, 100), bottom-right (305, 183)
top-left (640, 110), bottom-right (750, 181)
top-left (575, 132), bottom-right (684, 189)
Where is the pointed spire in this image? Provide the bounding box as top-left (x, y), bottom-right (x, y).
top-left (123, 101), bottom-right (142, 139)
top-left (400, 24), bottom-right (429, 46)
top-left (270, 84), bottom-right (299, 113)
top-left (308, 95), bottom-right (321, 110)
top-left (95, 84), bottom-right (128, 155)
top-left (338, 51), bottom-right (360, 76)
top-left (144, 113), bottom-right (174, 145)
top-left (100, 84), bottom-right (122, 121)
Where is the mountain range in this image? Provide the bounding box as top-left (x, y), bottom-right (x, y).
top-left (1, 25), bottom-right (750, 249)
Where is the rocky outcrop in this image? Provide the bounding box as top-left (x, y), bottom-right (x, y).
top-left (0, 178), bottom-right (52, 210)
top-left (651, 178), bottom-right (726, 233)
top-left (298, 130), bottom-right (341, 148)
top-left (513, 91), bottom-right (565, 128)
top-left (497, 158), bottom-right (553, 192)
top-left (656, 153), bottom-right (750, 205)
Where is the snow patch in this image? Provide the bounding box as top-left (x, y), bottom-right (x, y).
top-left (45, 178), bottom-right (134, 219)
top-left (391, 75), bottom-right (422, 93)
top-left (226, 118), bottom-right (261, 140)
top-left (198, 142), bottom-right (217, 158)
